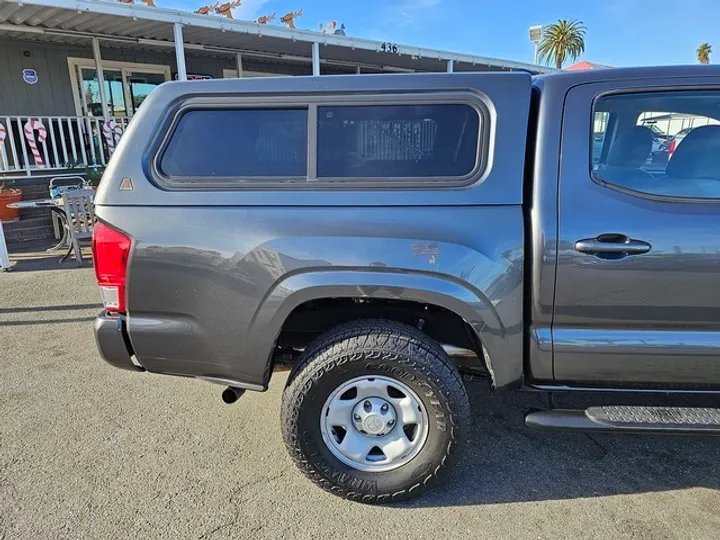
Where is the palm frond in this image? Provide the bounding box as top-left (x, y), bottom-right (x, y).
top-left (537, 19), bottom-right (587, 69)
top-left (697, 43), bottom-right (713, 64)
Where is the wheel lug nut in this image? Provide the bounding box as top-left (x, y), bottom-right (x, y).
top-left (381, 404), bottom-right (389, 413)
top-left (363, 400), bottom-right (371, 411)
top-left (387, 419), bottom-right (395, 427)
top-left (353, 414), bottom-right (361, 421)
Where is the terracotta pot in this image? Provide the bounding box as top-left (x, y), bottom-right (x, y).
top-left (0, 188), bottom-right (22, 222)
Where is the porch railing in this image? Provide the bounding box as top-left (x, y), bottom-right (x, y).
top-left (0, 116), bottom-right (130, 176)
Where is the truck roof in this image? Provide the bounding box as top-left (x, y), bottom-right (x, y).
top-left (535, 64), bottom-right (720, 86)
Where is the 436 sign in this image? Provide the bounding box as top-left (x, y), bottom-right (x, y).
top-left (380, 42), bottom-right (399, 54)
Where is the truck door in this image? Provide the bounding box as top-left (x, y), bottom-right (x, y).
top-left (553, 78), bottom-right (720, 387)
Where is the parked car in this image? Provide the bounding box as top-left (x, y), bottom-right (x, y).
top-left (668, 127), bottom-right (693, 157)
top-left (649, 134), bottom-right (671, 165)
top-left (646, 122), bottom-right (673, 141)
top-left (93, 66), bottom-right (720, 504)
top-left (651, 133), bottom-right (668, 153)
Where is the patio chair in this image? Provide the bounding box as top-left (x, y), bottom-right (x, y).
top-left (49, 176), bottom-right (86, 199)
top-left (49, 176), bottom-right (85, 239)
top-left (61, 189), bottom-right (95, 267)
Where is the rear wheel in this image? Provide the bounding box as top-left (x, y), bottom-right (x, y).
top-left (281, 319), bottom-right (471, 503)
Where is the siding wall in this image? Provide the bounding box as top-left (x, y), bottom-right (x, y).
top-left (0, 39), bottom-right (80, 116)
top-left (0, 39), bottom-right (316, 117)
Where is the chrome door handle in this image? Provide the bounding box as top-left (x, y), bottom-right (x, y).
top-left (575, 235), bottom-right (651, 256)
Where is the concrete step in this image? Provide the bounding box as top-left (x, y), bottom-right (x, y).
top-left (2, 176), bottom-right (66, 242)
top-left (2, 216), bottom-right (55, 243)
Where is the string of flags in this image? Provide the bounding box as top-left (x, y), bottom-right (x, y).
top-left (117, 0), bottom-right (346, 33)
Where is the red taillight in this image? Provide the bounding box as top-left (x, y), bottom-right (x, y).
top-left (668, 140), bottom-right (677, 156)
top-left (92, 222), bottom-right (131, 314)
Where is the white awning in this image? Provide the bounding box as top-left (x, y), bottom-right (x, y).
top-left (0, 0), bottom-right (553, 74)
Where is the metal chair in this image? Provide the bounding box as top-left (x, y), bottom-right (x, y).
top-left (49, 176), bottom-right (85, 239)
top-left (61, 189), bottom-right (95, 266)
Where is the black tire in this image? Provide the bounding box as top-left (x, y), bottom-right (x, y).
top-left (281, 319), bottom-right (471, 503)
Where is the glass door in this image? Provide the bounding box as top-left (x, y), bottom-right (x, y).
top-left (123, 70), bottom-right (167, 113)
top-left (76, 64), bottom-right (169, 117)
top-left (79, 67), bottom-right (128, 117)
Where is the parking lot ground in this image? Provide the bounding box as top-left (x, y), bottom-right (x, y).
top-left (1, 251), bottom-right (719, 540)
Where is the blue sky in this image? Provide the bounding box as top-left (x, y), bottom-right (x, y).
top-left (168, 0), bottom-right (717, 67)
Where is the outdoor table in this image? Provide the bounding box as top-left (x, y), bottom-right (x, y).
top-left (5, 198), bottom-right (69, 251)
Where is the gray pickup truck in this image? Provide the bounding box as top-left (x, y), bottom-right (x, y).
top-left (93, 66), bottom-right (720, 503)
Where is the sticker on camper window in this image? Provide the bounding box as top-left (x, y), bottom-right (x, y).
top-left (22, 69), bottom-right (38, 85)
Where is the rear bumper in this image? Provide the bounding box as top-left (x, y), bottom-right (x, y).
top-left (94, 312), bottom-right (144, 372)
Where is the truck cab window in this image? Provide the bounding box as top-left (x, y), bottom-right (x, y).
top-left (592, 90), bottom-right (720, 199)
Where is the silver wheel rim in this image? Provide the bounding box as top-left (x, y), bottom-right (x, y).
top-left (320, 375), bottom-right (429, 472)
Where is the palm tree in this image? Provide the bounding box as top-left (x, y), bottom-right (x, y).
top-left (537, 20), bottom-right (587, 69)
top-left (697, 43), bottom-right (712, 64)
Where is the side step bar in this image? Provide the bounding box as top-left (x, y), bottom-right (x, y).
top-left (526, 406), bottom-right (720, 435)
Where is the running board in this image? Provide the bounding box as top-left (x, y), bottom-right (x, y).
top-left (525, 406), bottom-right (720, 435)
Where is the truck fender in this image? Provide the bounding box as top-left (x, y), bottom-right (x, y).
top-left (247, 270), bottom-right (522, 389)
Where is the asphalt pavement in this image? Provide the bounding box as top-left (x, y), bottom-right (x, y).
top-left (1, 252), bottom-right (719, 540)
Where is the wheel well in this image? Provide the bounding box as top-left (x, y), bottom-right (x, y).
top-left (273, 298), bottom-right (488, 379)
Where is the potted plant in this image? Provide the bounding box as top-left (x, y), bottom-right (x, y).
top-left (0, 179), bottom-right (22, 222)
top-left (85, 165), bottom-right (106, 189)
top-left (64, 160), bottom-right (106, 189)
